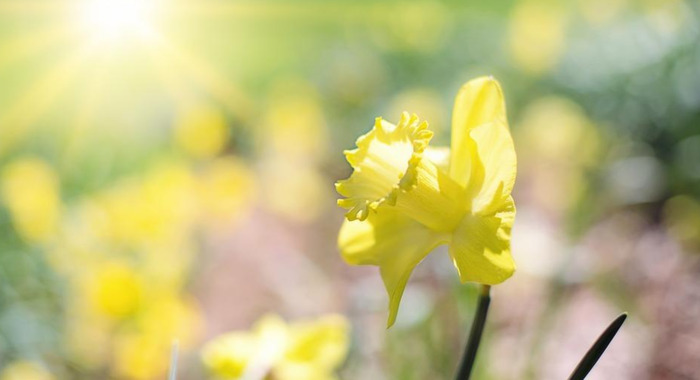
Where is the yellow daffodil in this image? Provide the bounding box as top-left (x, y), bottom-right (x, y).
top-left (197, 157), bottom-right (256, 227)
top-left (201, 314), bottom-right (349, 380)
top-left (202, 331), bottom-right (259, 379)
top-left (275, 314), bottom-right (349, 380)
top-left (113, 332), bottom-right (170, 380)
top-left (88, 262), bottom-right (144, 319)
top-left (337, 77), bottom-right (517, 327)
top-left (508, 0), bottom-right (567, 75)
top-left (174, 104), bottom-right (230, 159)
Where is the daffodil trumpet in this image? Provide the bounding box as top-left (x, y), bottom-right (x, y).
top-left (337, 76), bottom-right (517, 327)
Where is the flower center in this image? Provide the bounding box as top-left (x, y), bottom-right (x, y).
top-left (393, 156), bottom-right (466, 232)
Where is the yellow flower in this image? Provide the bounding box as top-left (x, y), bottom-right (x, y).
top-left (136, 294), bottom-right (203, 351)
top-left (201, 314), bottom-right (349, 380)
top-left (174, 104), bottom-right (230, 159)
top-left (263, 79), bottom-right (328, 159)
top-left (275, 315), bottom-right (349, 380)
top-left (260, 158), bottom-right (328, 222)
top-left (202, 331), bottom-right (259, 379)
top-left (508, 0), bottom-right (567, 75)
top-left (113, 332), bottom-right (170, 380)
top-left (337, 77), bottom-right (517, 327)
top-left (88, 262), bottom-right (144, 319)
top-left (87, 162), bottom-right (197, 248)
top-left (202, 315), bottom-right (286, 380)
top-left (0, 157), bottom-right (61, 244)
top-left (197, 157), bottom-right (256, 227)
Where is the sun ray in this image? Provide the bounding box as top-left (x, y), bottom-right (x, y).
top-left (0, 46), bottom-right (94, 155)
top-left (151, 36), bottom-right (254, 120)
top-left (168, 0), bottom-right (362, 21)
top-left (59, 56), bottom-right (109, 166)
top-left (0, 0), bottom-right (64, 14)
top-left (0, 23), bottom-right (75, 71)
top-left (143, 43), bottom-right (194, 109)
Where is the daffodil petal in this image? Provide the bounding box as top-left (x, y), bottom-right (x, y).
top-left (338, 210), bottom-right (447, 327)
top-left (449, 196), bottom-right (515, 284)
top-left (448, 77), bottom-right (516, 214)
top-left (469, 119), bottom-right (517, 214)
top-left (283, 314), bottom-right (349, 371)
top-left (449, 77), bottom-right (506, 188)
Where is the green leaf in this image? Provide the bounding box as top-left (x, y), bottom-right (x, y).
top-left (569, 313), bottom-right (627, 380)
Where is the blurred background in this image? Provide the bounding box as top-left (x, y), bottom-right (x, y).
top-left (0, 0), bottom-right (699, 378)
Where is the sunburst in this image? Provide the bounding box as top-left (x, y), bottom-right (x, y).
top-left (0, 0), bottom-right (261, 157)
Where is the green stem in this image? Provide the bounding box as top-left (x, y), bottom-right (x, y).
top-left (455, 285), bottom-right (491, 380)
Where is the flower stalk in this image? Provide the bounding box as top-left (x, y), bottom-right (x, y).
top-left (455, 285), bottom-right (491, 380)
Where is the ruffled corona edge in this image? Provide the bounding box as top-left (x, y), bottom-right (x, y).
top-left (336, 112), bottom-right (433, 221)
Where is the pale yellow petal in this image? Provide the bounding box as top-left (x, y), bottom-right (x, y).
top-left (449, 77), bottom-right (506, 189)
top-left (448, 77), bottom-right (516, 214)
top-left (449, 197), bottom-right (515, 284)
top-left (469, 119), bottom-right (517, 215)
top-left (253, 314), bottom-right (289, 365)
top-left (338, 210), bottom-right (447, 327)
top-left (201, 331), bottom-right (257, 379)
top-left (283, 314), bottom-right (349, 370)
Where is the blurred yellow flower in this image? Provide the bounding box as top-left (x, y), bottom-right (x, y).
top-left (517, 97), bottom-right (600, 166)
top-left (86, 162), bottom-right (197, 248)
top-left (197, 157), bottom-right (256, 227)
top-left (577, 0), bottom-right (628, 26)
top-left (89, 262), bottom-right (144, 319)
top-left (337, 77), bottom-right (517, 326)
top-left (508, 0), bottom-right (567, 75)
top-left (664, 195), bottom-right (700, 251)
top-left (257, 80), bottom-right (330, 222)
top-left (515, 97), bottom-right (601, 214)
top-left (114, 332), bottom-right (170, 380)
top-left (202, 331), bottom-right (259, 379)
top-left (175, 104), bottom-right (230, 159)
top-left (137, 294), bottom-right (203, 350)
top-left (276, 315), bottom-right (349, 380)
top-left (370, 1), bottom-right (449, 53)
top-left (202, 314), bottom-right (349, 380)
top-left (63, 309), bottom-right (112, 370)
top-left (88, 182), bottom-right (170, 247)
top-left (263, 80), bottom-right (328, 159)
top-left (260, 159), bottom-right (327, 223)
top-left (0, 157), bottom-right (60, 244)
top-left (0, 361), bottom-right (53, 380)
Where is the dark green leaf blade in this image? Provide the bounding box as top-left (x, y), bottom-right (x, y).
top-left (568, 312), bottom-right (627, 380)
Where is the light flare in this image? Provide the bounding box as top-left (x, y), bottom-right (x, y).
top-left (77, 0), bottom-right (159, 44)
